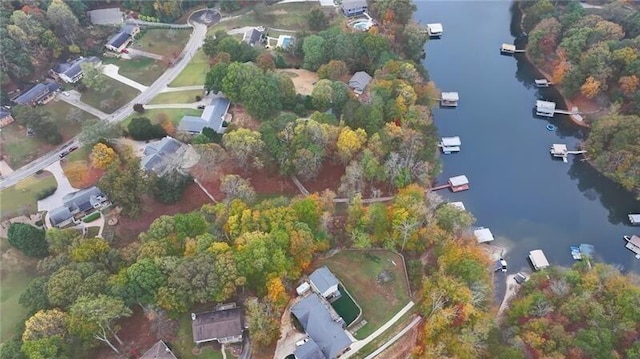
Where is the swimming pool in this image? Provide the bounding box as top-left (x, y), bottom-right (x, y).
top-left (352, 21), bottom-right (371, 31)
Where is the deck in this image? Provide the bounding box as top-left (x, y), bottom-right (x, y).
top-left (431, 183), bottom-right (452, 191)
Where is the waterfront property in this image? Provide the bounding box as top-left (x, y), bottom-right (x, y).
top-left (440, 92), bottom-right (459, 107)
top-left (50, 56), bottom-right (101, 84)
top-left (348, 71), bottom-right (372, 95)
top-left (535, 100), bottom-right (556, 117)
top-left (624, 235), bottom-right (640, 259)
top-left (341, 0), bottom-right (368, 17)
top-left (629, 214), bottom-right (640, 225)
top-left (534, 79), bottom-right (552, 88)
top-left (439, 136), bottom-right (461, 154)
top-left (473, 227), bottom-right (495, 243)
top-left (426, 23), bottom-right (443, 37)
top-left (528, 249), bottom-right (550, 271)
top-left (191, 305), bottom-right (245, 344)
top-left (178, 96), bottom-right (231, 134)
top-left (139, 340), bottom-right (178, 359)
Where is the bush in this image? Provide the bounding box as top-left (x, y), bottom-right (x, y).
top-left (7, 223), bottom-right (48, 257)
top-left (153, 171), bottom-right (191, 204)
top-left (82, 212), bottom-right (100, 223)
top-left (133, 103), bottom-right (145, 113)
top-left (195, 95), bottom-right (202, 101)
top-left (128, 117), bottom-right (167, 141)
top-left (36, 187), bottom-right (57, 200)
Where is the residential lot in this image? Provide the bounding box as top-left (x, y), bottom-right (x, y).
top-left (209, 3), bottom-right (317, 34)
top-left (122, 108), bottom-right (202, 129)
top-left (103, 57), bottom-right (166, 86)
top-left (150, 90), bottom-right (203, 104)
top-left (80, 77), bottom-right (140, 114)
top-left (173, 315), bottom-right (224, 359)
top-left (0, 172), bottom-right (56, 219)
top-left (132, 28), bottom-right (191, 58)
top-left (316, 250), bottom-right (411, 339)
top-left (170, 49), bottom-right (209, 87)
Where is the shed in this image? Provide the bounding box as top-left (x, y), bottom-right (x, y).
top-left (449, 201), bottom-right (466, 211)
top-left (628, 214), bottom-right (640, 225)
top-left (348, 71), bottom-right (372, 95)
top-left (528, 249), bottom-right (550, 271)
top-left (536, 100), bottom-right (556, 117)
top-left (473, 227), bottom-right (495, 243)
top-left (309, 266), bottom-right (340, 299)
top-left (440, 92), bottom-right (459, 107)
top-left (448, 175), bottom-right (469, 192)
top-left (296, 282), bottom-right (311, 296)
top-left (426, 23), bottom-right (443, 37)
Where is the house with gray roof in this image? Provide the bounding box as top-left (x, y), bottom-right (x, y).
top-left (309, 266), bottom-right (340, 299)
top-left (139, 340), bottom-right (177, 359)
top-left (105, 24), bottom-right (140, 53)
top-left (243, 27), bottom-right (266, 46)
top-left (341, 0), bottom-right (368, 17)
top-left (178, 97), bottom-right (231, 134)
top-left (12, 81), bottom-right (61, 106)
top-left (141, 136), bottom-right (188, 176)
top-left (48, 186), bottom-right (109, 228)
top-left (192, 307), bottom-right (245, 344)
top-left (51, 56), bottom-right (101, 84)
top-left (87, 8), bottom-right (123, 25)
top-left (348, 71), bottom-right (372, 95)
top-left (295, 338), bottom-right (325, 359)
top-left (291, 294), bottom-right (352, 359)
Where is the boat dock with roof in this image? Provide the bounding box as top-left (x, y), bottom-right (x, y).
top-left (624, 235), bottom-right (640, 259)
top-left (500, 43), bottom-right (526, 54)
top-left (440, 92), bottom-right (459, 107)
top-left (629, 214), bottom-right (640, 225)
top-left (430, 175), bottom-right (470, 192)
top-left (550, 144), bottom-right (587, 163)
top-left (535, 79), bottom-right (552, 87)
top-left (473, 227), bottom-right (495, 243)
top-left (439, 136), bottom-right (461, 154)
top-left (528, 249), bottom-right (550, 271)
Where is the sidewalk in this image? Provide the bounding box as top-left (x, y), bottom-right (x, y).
top-left (102, 64), bottom-right (149, 92)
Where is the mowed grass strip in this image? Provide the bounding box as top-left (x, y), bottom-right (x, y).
top-left (0, 268), bottom-right (36, 341)
top-left (316, 250), bottom-right (411, 339)
top-left (121, 108), bottom-right (203, 129)
top-left (80, 77), bottom-right (140, 114)
top-left (150, 90), bottom-right (203, 104)
top-left (133, 28), bottom-right (191, 57)
top-left (170, 49), bottom-right (209, 87)
top-left (103, 57), bottom-right (166, 86)
top-left (0, 172), bottom-right (56, 218)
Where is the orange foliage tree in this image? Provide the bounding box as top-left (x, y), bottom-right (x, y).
top-left (619, 75), bottom-right (639, 97)
top-left (580, 76), bottom-right (602, 99)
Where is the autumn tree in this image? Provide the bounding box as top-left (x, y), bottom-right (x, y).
top-left (266, 277), bottom-right (288, 310)
top-left (619, 75), bottom-right (639, 97)
top-left (99, 156), bottom-right (149, 217)
top-left (317, 60), bottom-right (348, 81)
top-left (222, 128), bottom-right (265, 171)
top-left (256, 52), bottom-right (275, 72)
top-left (245, 298), bottom-right (281, 347)
top-left (69, 295), bottom-right (132, 354)
top-left (22, 309), bottom-right (68, 342)
top-left (336, 127), bottom-right (367, 163)
top-left (580, 76), bottom-right (602, 99)
top-left (220, 174), bottom-right (256, 204)
top-left (90, 143), bottom-right (117, 169)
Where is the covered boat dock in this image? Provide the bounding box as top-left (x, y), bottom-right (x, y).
top-left (629, 214), bottom-right (640, 225)
top-left (440, 92), bottom-right (459, 107)
top-left (528, 249), bottom-right (550, 271)
top-left (439, 136), bottom-right (461, 154)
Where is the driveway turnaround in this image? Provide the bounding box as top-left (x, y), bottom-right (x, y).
top-left (102, 64), bottom-right (149, 92)
top-left (37, 161), bottom-right (78, 212)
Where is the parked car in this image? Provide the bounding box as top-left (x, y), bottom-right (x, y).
top-left (295, 338), bottom-right (309, 347)
top-left (121, 48), bottom-right (129, 54)
top-left (197, 105), bottom-right (205, 109)
top-left (59, 145), bottom-right (79, 158)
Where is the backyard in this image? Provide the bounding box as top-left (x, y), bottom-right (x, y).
top-left (122, 108), bottom-right (202, 129)
top-left (2, 100), bottom-right (95, 168)
top-left (173, 316), bottom-right (224, 359)
top-left (316, 250), bottom-right (411, 339)
top-left (210, 3), bottom-right (319, 35)
top-left (0, 171), bottom-right (56, 219)
top-left (132, 28), bottom-right (191, 57)
top-left (80, 77), bottom-right (140, 114)
top-left (103, 57), bottom-right (166, 86)
top-left (169, 49), bottom-right (208, 87)
top-left (150, 90), bottom-right (203, 104)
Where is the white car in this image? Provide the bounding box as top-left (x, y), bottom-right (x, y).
top-left (295, 338), bottom-right (309, 347)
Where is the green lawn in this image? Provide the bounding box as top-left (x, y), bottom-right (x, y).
top-left (66, 144), bottom-right (91, 163)
top-left (103, 57), bottom-right (166, 86)
top-left (132, 28), bottom-right (191, 57)
top-left (316, 250), bottom-right (411, 339)
top-left (150, 90), bottom-right (203, 104)
top-left (0, 267), bottom-right (36, 341)
top-left (2, 101), bottom-right (95, 168)
top-left (121, 108), bottom-right (202, 129)
top-left (80, 77), bottom-right (140, 114)
top-left (169, 49), bottom-right (209, 87)
top-left (0, 172), bottom-right (57, 219)
top-left (210, 3), bottom-right (315, 35)
top-left (173, 315), bottom-right (224, 359)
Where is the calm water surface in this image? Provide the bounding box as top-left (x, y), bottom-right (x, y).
top-left (415, 0), bottom-right (640, 272)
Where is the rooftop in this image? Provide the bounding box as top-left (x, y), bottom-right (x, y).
top-left (342, 0), bottom-right (367, 9)
top-left (309, 266), bottom-right (339, 295)
top-left (294, 338), bottom-right (325, 359)
top-left (536, 100), bottom-right (556, 111)
top-left (62, 186), bottom-right (106, 213)
top-left (426, 23), bottom-right (443, 33)
top-left (192, 308), bottom-right (244, 344)
top-left (13, 83), bottom-right (50, 105)
top-left (348, 71), bottom-right (372, 93)
top-left (628, 235), bottom-right (640, 247)
top-left (441, 92), bottom-right (459, 101)
top-left (139, 340), bottom-right (178, 359)
top-left (178, 96), bottom-right (230, 133)
top-left (473, 227), bottom-right (494, 243)
top-left (243, 27), bottom-right (264, 45)
top-left (141, 136), bottom-right (186, 174)
top-left (441, 136), bottom-right (461, 147)
top-left (107, 31), bottom-right (131, 48)
top-left (529, 249), bottom-right (550, 269)
top-left (449, 175), bottom-right (469, 187)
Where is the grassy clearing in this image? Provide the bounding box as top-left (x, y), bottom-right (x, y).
top-left (103, 57), bottom-right (166, 86)
top-left (169, 49), bottom-right (209, 87)
top-left (80, 77), bottom-right (140, 114)
top-left (173, 315), bottom-right (223, 359)
top-left (66, 144), bottom-right (91, 163)
top-left (0, 267), bottom-right (36, 341)
top-left (0, 172), bottom-right (56, 219)
top-left (2, 101), bottom-right (95, 168)
top-left (121, 108), bottom-right (202, 129)
top-left (150, 90), bottom-right (203, 104)
top-left (316, 250), bottom-right (411, 340)
top-left (133, 28), bottom-right (191, 57)
top-left (210, 3), bottom-right (315, 35)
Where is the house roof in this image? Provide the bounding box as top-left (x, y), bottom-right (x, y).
top-left (291, 294), bottom-right (352, 359)
top-left (0, 108), bottom-right (11, 119)
top-left (294, 338), bottom-right (326, 359)
top-left (139, 340), bottom-right (177, 359)
top-left (473, 227), bottom-right (494, 243)
top-left (243, 28), bottom-right (264, 45)
top-left (449, 201), bottom-right (466, 211)
top-left (529, 250), bottom-right (550, 269)
top-left (107, 31), bottom-right (131, 48)
top-left (551, 144), bottom-right (567, 153)
top-left (192, 308), bottom-right (244, 343)
top-left (88, 8), bottom-right (123, 25)
top-left (178, 97), bottom-right (230, 133)
top-left (309, 266), bottom-right (339, 295)
top-left (449, 175), bottom-right (469, 186)
top-left (13, 84), bottom-right (50, 105)
top-left (141, 136), bottom-right (185, 174)
top-left (122, 24), bottom-right (139, 35)
top-left (348, 71), bottom-right (372, 92)
top-left (54, 57), bottom-right (100, 80)
top-left (441, 92), bottom-right (459, 101)
top-left (342, 0), bottom-right (367, 10)
top-left (49, 206), bottom-right (73, 226)
top-left (63, 186), bottom-right (105, 213)
top-left (629, 235), bottom-right (640, 247)
top-left (536, 100), bottom-right (556, 111)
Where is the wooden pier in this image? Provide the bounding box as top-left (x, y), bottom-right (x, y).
top-left (431, 176), bottom-right (470, 192)
top-left (550, 144), bottom-right (587, 163)
top-left (431, 183), bottom-right (452, 191)
top-left (500, 43), bottom-right (526, 54)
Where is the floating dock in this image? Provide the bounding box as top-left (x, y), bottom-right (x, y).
top-left (528, 249), bottom-right (550, 271)
top-left (439, 136), bottom-right (461, 154)
top-left (624, 235), bottom-right (640, 259)
top-left (536, 100), bottom-right (556, 117)
top-left (473, 227), bottom-right (495, 243)
top-left (535, 79), bottom-right (552, 87)
top-left (426, 23), bottom-right (443, 37)
top-left (440, 92), bottom-right (459, 107)
top-left (430, 175), bottom-right (469, 192)
top-left (500, 43), bottom-right (526, 54)
top-left (449, 201), bottom-right (466, 210)
top-left (628, 214), bottom-right (640, 225)
top-left (550, 144), bottom-right (587, 163)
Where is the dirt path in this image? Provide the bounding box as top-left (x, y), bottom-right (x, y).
top-left (498, 274), bottom-right (519, 318)
top-left (276, 69), bottom-right (318, 96)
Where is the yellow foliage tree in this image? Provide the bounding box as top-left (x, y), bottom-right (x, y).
top-left (23, 309), bottom-right (68, 342)
top-left (619, 75), bottom-right (639, 97)
top-left (90, 143), bottom-right (117, 169)
top-left (266, 277), bottom-right (288, 310)
top-left (551, 58), bottom-right (570, 84)
top-left (580, 76), bottom-right (601, 99)
top-left (336, 127), bottom-right (367, 163)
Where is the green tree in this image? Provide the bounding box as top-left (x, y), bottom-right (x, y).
top-left (127, 117), bottom-right (167, 141)
top-left (307, 8), bottom-right (328, 31)
top-left (204, 62), bottom-right (229, 94)
top-left (7, 223), bottom-right (48, 257)
top-left (69, 295), bottom-right (132, 354)
top-left (22, 309), bottom-right (68, 342)
top-left (99, 157), bottom-right (149, 217)
top-left (47, 267), bottom-right (83, 308)
top-left (12, 106), bottom-right (62, 145)
top-left (317, 60), bottom-right (348, 81)
top-left (80, 62), bottom-right (108, 93)
top-left (78, 119), bottom-right (121, 145)
top-left (245, 298), bottom-right (281, 347)
top-left (46, 0), bottom-right (80, 44)
top-left (222, 128), bottom-right (265, 171)
top-left (19, 278), bottom-right (50, 315)
top-left (21, 336), bottom-right (68, 359)
top-left (0, 339), bottom-right (26, 359)
top-left (302, 35), bottom-right (328, 71)
top-left (110, 258), bottom-right (166, 305)
top-left (153, 170), bottom-right (191, 204)
top-left (311, 79), bottom-right (333, 111)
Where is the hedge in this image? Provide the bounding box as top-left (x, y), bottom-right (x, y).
top-left (82, 212), bottom-right (101, 223)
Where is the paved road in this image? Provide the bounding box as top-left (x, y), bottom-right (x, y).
top-left (0, 17), bottom-right (209, 190)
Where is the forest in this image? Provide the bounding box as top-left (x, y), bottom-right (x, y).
top-left (520, 0), bottom-right (640, 198)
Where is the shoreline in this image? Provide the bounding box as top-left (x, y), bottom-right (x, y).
top-left (517, 4), bottom-right (591, 128)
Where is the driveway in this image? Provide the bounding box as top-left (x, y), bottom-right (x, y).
top-left (127, 48), bottom-right (165, 61)
top-left (0, 160), bottom-right (14, 176)
top-left (227, 26), bottom-right (256, 36)
top-left (37, 161), bottom-right (78, 212)
top-left (102, 64), bottom-right (149, 92)
top-left (56, 92), bottom-right (109, 120)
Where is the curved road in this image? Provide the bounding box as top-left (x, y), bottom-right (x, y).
top-left (0, 18), bottom-right (209, 190)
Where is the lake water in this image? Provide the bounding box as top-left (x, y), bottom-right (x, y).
top-left (414, 0), bottom-right (640, 273)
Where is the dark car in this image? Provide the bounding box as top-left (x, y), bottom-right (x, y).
top-left (68, 145), bottom-right (79, 153)
top-left (197, 105), bottom-right (205, 109)
top-left (59, 145), bottom-right (79, 158)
